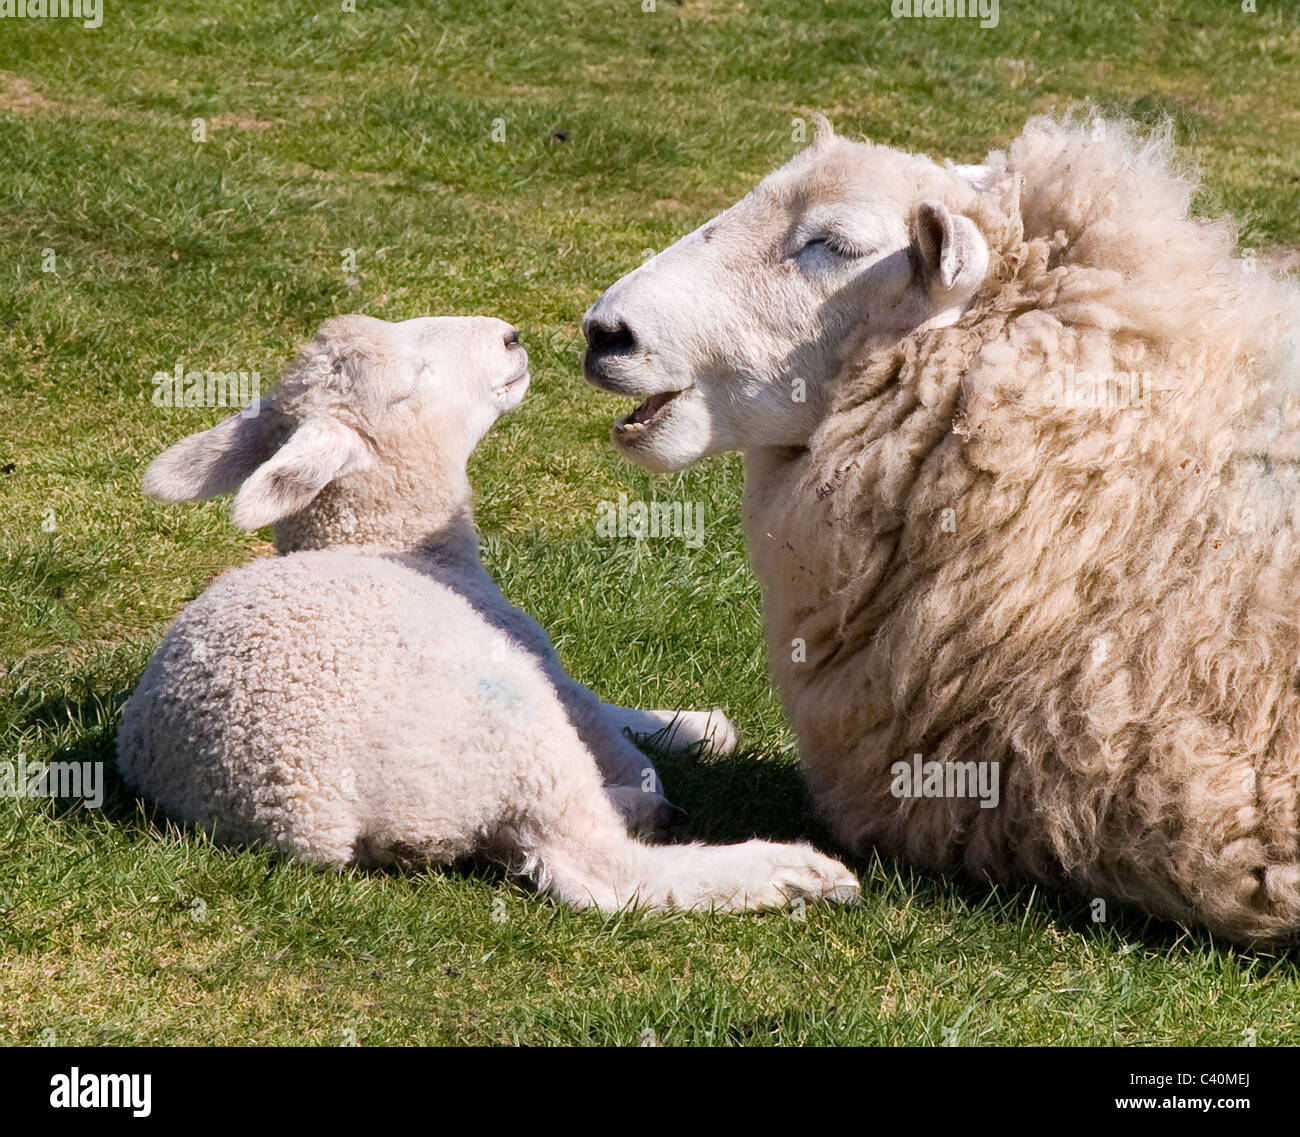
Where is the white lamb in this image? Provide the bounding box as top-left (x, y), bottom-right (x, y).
top-left (117, 313), bottom-right (860, 911)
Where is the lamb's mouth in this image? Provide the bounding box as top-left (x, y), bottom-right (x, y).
top-left (496, 359), bottom-right (530, 392)
top-left (614, 386), bottom-right (691, 434)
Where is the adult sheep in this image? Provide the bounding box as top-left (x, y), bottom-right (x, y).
top-left (582, 114), bottom-right (1300, 945)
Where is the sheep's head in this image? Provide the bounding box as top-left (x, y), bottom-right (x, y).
top-left (142, 314), bottom-right (527, 544)
top-left (583, 119), bottom-right (991, 472)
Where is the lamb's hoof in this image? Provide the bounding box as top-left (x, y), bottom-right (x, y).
top-left (772, 851), bottom-right (861, 908)
top-left (633, 798), bottom-right (689, 843)
top-left (640, 708), bottom-right (740, 756)
top-left (606, 786), bottom-right (684, 842)
top-left (661, 802), bottom-right (690, 840)
top-left (736, 844), bottom-right (862, 912)
top-left (700, 708), bottom-right (739, 756)
top-left (821, 884), bottom-right (863, 906)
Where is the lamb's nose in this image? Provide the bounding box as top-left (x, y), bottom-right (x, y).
top-left (584, 316), bottom-right (637, 357)
top-left (504, 327), bottom-right (521, 349)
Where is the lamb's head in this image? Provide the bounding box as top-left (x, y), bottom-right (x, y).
top-left (143, 313), bottom-right (527, 551)
top-left (583, 119), bottom-right (991, 472)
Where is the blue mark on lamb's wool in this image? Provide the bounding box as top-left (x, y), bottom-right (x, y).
top-left (478, 676), bottom-right (523, 711)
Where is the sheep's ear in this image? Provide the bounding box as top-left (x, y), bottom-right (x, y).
top-left (912, 200), bottom-right (989, 295)
top-left (142, 409), bottom-right (279, 503)
top-left (230, 418), bottom-right (373, 530)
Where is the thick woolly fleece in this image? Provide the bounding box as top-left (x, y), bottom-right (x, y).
top-left (118, 316), bottom-right (859, 912)
top-left (746, 117), bottom-right (1300, 944)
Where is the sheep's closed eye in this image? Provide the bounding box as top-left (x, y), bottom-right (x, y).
top-left (799, 234), bottom-right (870, 261)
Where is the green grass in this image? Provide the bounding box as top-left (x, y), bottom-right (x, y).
top-left (3, 0), bottom-right (1300, 1045)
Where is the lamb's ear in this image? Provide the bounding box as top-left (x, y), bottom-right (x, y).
top-left (811, 112), bottom-right (835, 149)
top-left (912, 200), bottom-right (989, 295)
top-left (142, 410), bottom-right (279, 503)
top-left (229, 418), bottom-right (374, 530)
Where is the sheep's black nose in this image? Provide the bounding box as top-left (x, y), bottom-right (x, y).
top-left (504, 327), bottom-right (521, 348)
top-left (584, 317), bottom-right (637, 357)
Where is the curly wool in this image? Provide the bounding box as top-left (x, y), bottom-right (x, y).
top-left (747, 116), bottom-right (1300, 944)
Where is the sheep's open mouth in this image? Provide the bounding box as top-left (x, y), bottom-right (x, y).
top-left (616, 387), bottom-right (689, 431)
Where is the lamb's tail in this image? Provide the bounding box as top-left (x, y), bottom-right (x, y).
top-left (513, 792), bottom-right (860, 913)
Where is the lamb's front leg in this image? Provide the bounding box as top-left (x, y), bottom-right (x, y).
top-left (471, 596), bottom-right (717, 836)
top-left (544, 678), bottom-right (685, 838)
top-left (556, 689), bottom-right (738, 783)
top-left (473, 593), bottom-right (675, 792)
top-left (552, 682), bottom-right (665, 787)
top-left (476, 585), bottom-right (736, 773)
top-left (581, 702), bottom-right (738, 841)
top-left (551, 683), bottom-right (742, 839)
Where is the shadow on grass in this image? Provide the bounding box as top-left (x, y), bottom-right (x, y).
top-left (20, 681), bottom-right (1300, 965)
top-left (649, 739), bottom-right (1300, 964)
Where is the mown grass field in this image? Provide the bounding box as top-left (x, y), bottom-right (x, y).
top-left (2, 0), bottom-right (1299, 1046)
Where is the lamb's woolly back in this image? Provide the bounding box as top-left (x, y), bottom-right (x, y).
top-left (751, 116), bottom-right (1300, 943)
